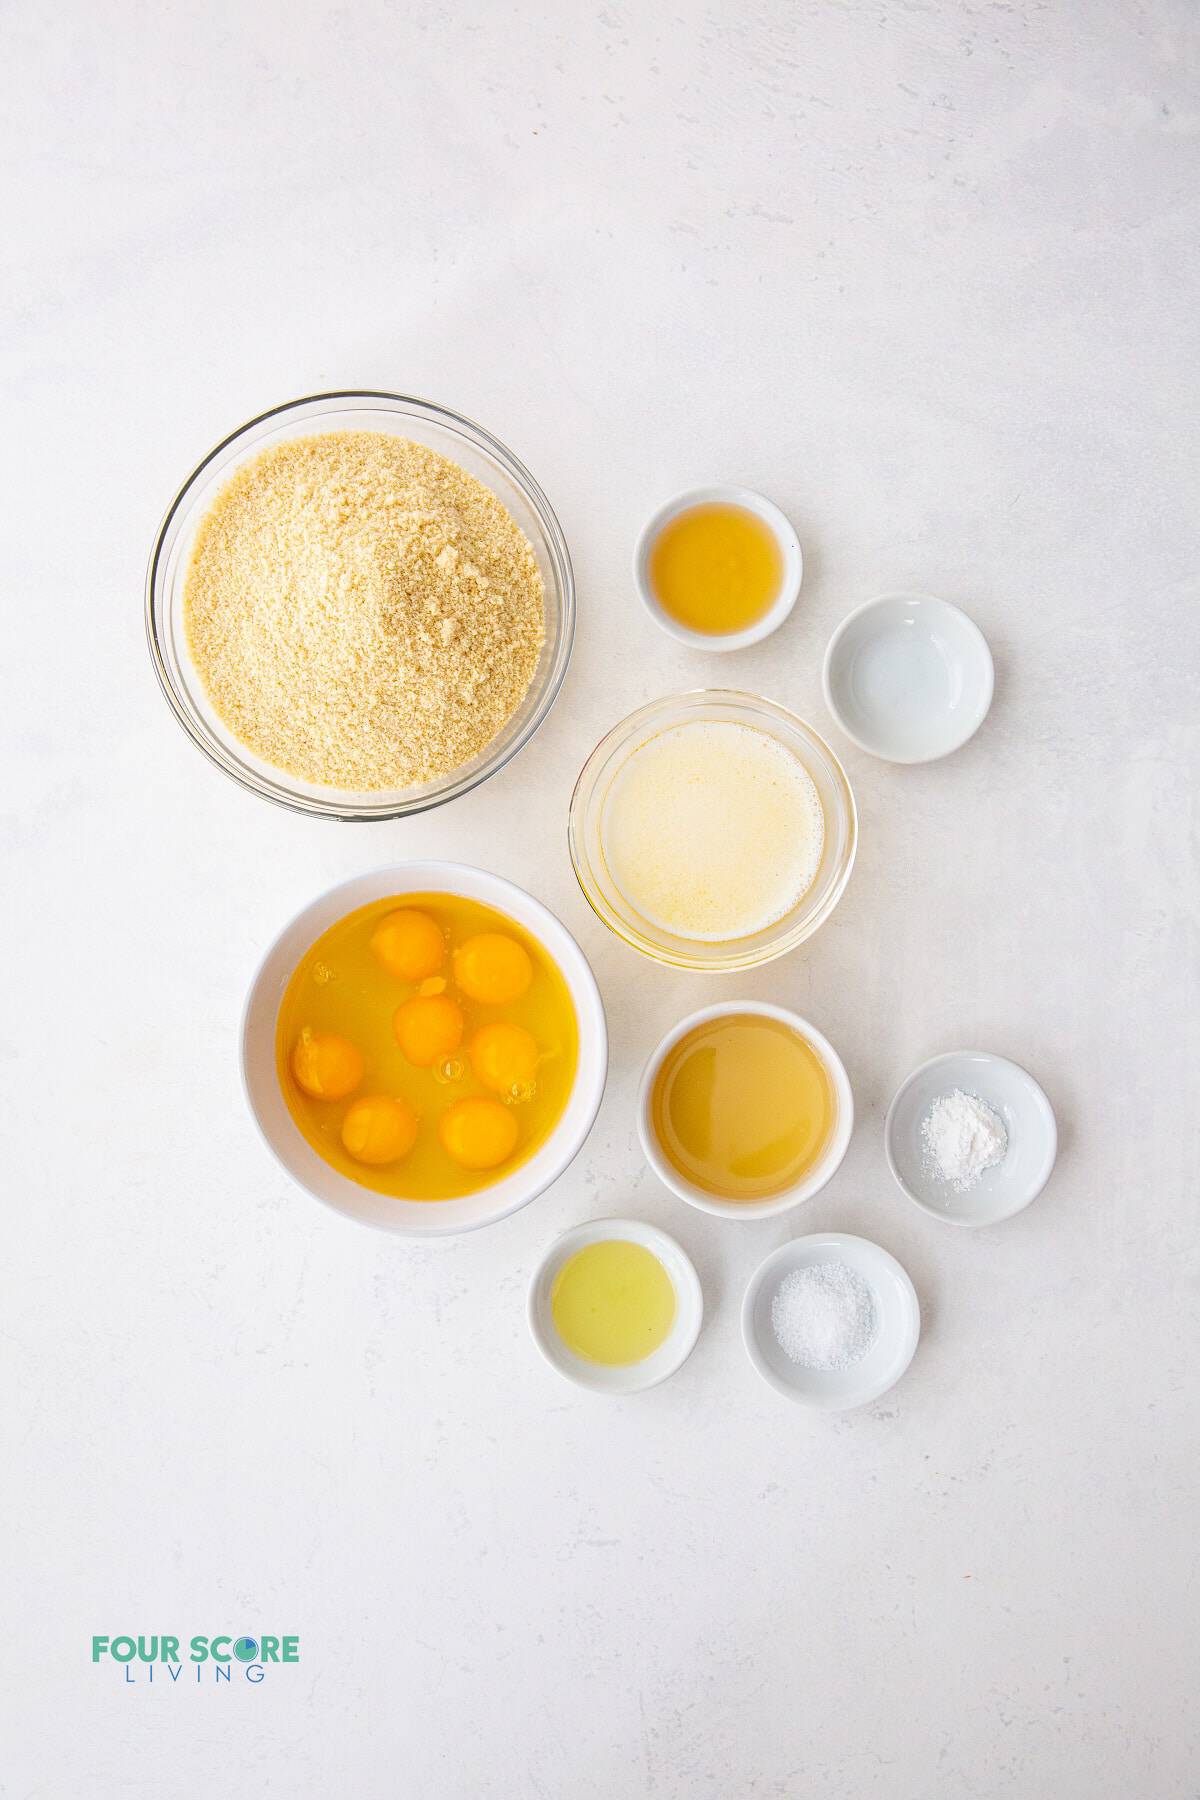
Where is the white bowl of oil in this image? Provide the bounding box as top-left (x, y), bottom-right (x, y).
top-left (634, 485), bottom-right (802, 652)
top-left (527, 1217), bottom-right (703, 1394)
top-left (242, 863), bottom-right (608, 1237)
top-left (638, 1002), bottom-right (854, 1219)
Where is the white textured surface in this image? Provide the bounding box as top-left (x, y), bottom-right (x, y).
top-left (5, 3), bottom-right (1198, 1795)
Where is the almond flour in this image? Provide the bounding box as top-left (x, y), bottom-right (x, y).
top-left (183, 431), bottom-right (545, 791)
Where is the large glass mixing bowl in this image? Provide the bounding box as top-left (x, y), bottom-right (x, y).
top-left (146, 391), bottom-right (575, 820)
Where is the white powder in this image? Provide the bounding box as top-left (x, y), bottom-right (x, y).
top-left (770, 1262), bottom-right (878, 1372)
top-left (921, 1088), bottom-right (1007, 1191)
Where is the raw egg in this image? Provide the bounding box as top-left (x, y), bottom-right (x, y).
top-left (439, 1096), bottom-right (520, 1170)
top-left (370, 908), bottom-right (445, 982)
top-left (276, 892), bottom-right (579, 1202)
top-left (340, 1095), bottom-right (419, 1166)
top-left (454, 932), bottom-right (533, 1004)
top-left (470, 1022), bottom-right (539, 1099)
top-left (394, 994), bottom-right (465, 1067)
top-left (291, 1028), bottom-right (364, 1101)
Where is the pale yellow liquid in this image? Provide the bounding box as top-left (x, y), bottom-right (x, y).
top-left (551, 1240), bottom-right (676, 1365)
top-left (651, 1014), bottom-right (835, 1201)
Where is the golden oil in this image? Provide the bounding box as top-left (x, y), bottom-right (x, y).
top-left (648, 502), bottom-right (782, 636)
top-left (651, 1013), bottom-right (834, 1200)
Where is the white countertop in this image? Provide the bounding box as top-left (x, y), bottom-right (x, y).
top-left (6, 2), bottom-right (1198, 1794)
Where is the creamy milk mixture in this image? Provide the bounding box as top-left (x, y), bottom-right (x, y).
top-left (601, 721), bottom-right (824, 942)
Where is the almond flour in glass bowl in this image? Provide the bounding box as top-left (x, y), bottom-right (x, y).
top-left (146, 391), bottom-right (575, 820)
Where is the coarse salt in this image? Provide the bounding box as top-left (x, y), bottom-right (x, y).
top-left (921, 1088), bottom-right (1007, 1192)
top-left (769, 1261), bottom-right (878, 1372)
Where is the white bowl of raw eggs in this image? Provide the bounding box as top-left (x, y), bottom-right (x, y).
top-left (242, 863), bottom-right (608, 1237)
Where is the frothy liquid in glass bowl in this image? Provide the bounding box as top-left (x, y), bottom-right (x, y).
top-left (601, 721), bottom-right (825, 943)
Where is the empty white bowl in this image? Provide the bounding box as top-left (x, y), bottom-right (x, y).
top-left (241, 862), bottom-right (608, 1237)
top-left (527, 1217), bottom-right (703, 1394)
top-left (633, 485), bottom-right (802, 651)
top-left (742, 1233), bottom-right (921, 1410)
top-left (885, 1050), bottom-right (1057, 1227)
top-left (637, 1001), bottom-right (854, 1219)
top-left (822, 593), bottom-right (994, 763)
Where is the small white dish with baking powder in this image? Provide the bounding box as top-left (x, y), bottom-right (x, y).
top-left (886, 1050), bottom-right (1057, 1227)
top-left (822, 592), bottom-right (994, 763)
top-left (741, 1233), bottom-right (920, 1410)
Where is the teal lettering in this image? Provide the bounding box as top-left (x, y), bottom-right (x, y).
top-left (190, 1636), bottom-right (208, 1662)
top-left (281, 1636), bottom-right (299, 1663)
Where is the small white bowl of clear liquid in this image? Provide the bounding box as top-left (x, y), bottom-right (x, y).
top-left (822, 593), bottom-right (994, 764)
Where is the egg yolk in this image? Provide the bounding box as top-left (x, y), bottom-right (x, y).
top-left (439, 1096), bottom-right (520, 1170)
top-left (470, 1022), bottom-right (539, 1099)
top-left (370, 908), bottom-right (445, 982)
top-left (340, 1094), bottom-right (419, 1165)
top-left (454, 932), bottom-right (533, 1005)
top-left (291, 1028), bottom-right (364, 1100)
top-left (393, 993), bottom-right (464, 1067)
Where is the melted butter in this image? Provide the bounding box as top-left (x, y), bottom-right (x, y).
top-left (551, 1240), bottom-right (676, 1366)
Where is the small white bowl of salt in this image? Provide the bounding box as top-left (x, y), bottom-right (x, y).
top-left (885, 1050), bottom-right (1058, 1227)
top-left (742, 1233), bottom-right (921, 1411)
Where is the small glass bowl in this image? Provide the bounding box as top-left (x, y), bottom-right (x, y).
top-left (146, 391), bottom-right (575, 820)
top-left (568, 690), bottom-right (857, 971)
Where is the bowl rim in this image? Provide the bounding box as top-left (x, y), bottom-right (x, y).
top-left (526, 1215), bottom-right (704, 1394)
top-left (636, 1000), bottom-right (854, 1218)
top-left (740, 1231), bottom-right (921, 1410)
top-left (568, 688), bottom-right (858, 972)
top-left (883, 1048), bottom-right (1058, 1228)
top-left (145, 389), bottom-right (576, 821)
top-left (821, 591), bottom-right (995, 765)
top-left (632, 484), bottom-right (803, 652)
top-left (239, 861), bottom-right (608, 1238)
